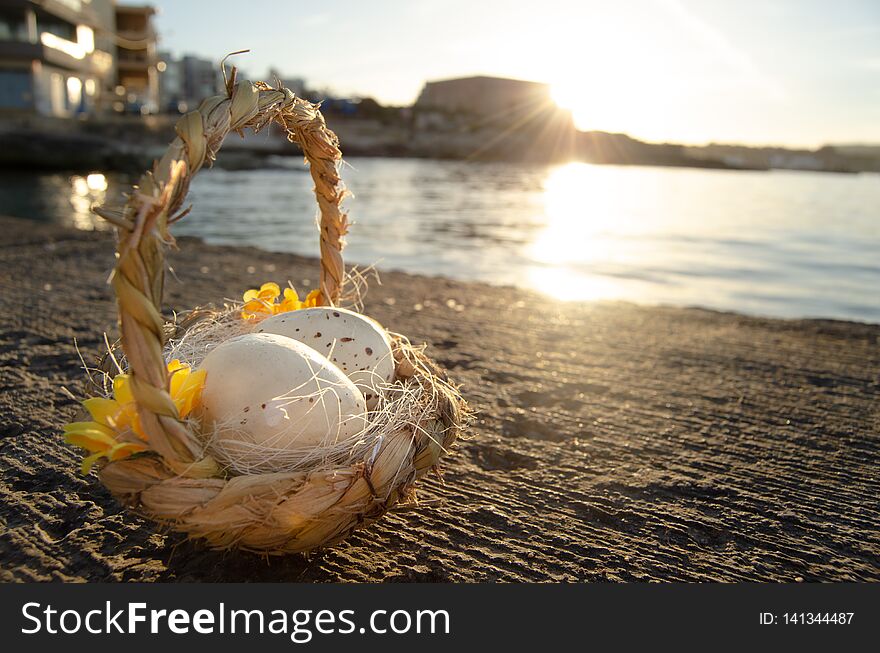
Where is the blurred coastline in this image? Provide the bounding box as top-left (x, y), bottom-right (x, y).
top-left (2, 108), bottom-right (880, 174)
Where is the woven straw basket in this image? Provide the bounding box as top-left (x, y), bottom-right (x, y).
top-left (84, 74), bottom-right (467, 554)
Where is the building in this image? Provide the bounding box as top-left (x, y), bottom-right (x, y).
top-left (416, 75), bottom-right (554, 121)
top-left (112, 2), bottom-right (157, 113)
top-left (155, 48), bottom-right (180, 110)
top-left (0, 1), bottom-right (159, 116)
top-left (180, 54), bottom-right (218, 108)
top-left (266, 68), bottom-right (305, 97)
top-left (414, 75), bottom-right (576, 161)
top-left (0, 0), bottom-right (115, 116)
top-left (157, 52), bottom-right (220, 113)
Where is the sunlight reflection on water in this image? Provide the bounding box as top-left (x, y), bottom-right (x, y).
top-left (68, 173), bottom-right (109, 230)
top-left (3, 160), bottom-right (879, 322)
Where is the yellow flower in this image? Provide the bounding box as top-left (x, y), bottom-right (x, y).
top-left (241, 281), bottom-right (321, 319)
top-left (241, 282), bottom-right (281, 320)
top-left (301, 289), bottom-right (322, 309)
top-left (276, 287), bottom-right (322, 314)
top-left (167, 359), bottom-right (207, 418)
top-left (277, 287), bottom-right (302, 313)
top-left (64, 359), bottom-right (206, 474)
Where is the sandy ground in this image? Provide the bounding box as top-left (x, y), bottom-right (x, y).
top-left (0, 215), bottom-right (878, 582)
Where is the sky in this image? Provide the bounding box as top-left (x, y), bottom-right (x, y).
top-left (152, 0), bottom-right (880, 148)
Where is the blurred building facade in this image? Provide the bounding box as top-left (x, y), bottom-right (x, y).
top-left (0, 4), bottom-right (312, 119)
top-left (266, 68), bottom-right (305, 97)
top-left (0, 0), bottom-right (115, 116)
top-left (111, 2), bottom-right (157, 114)
top-left (0, 0), bottom-right (159, 116)
top-left (157, 52), bottom-right (221, 113)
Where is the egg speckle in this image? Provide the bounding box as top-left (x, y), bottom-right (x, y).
top-left (257, 307), bottom-right (395, 409)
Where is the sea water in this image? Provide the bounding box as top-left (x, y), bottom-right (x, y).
top-left (4, 158), bottom-right (878, 323)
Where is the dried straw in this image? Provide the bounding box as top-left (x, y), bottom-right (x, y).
top-left (88, 73), bottom-right (467, 554)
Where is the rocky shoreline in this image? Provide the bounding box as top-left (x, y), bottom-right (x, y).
top-left (0, 114), bottom-right (753, 173)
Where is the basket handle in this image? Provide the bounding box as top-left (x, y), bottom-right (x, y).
top-left (96, 79), bottom-right (348, 472)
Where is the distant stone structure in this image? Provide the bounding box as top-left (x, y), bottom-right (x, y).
top-left (416, 75), bottom-right (553, 120)
top-left (413, 75), bottom-right (575, 161)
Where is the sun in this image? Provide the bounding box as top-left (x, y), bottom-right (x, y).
top-left (551, 82), bottom-right (591, 131)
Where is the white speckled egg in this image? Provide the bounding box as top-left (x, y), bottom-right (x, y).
top-left (256, 307), bottom-right (395, 409)
top-left (197, 333), bottom-right (367, 453)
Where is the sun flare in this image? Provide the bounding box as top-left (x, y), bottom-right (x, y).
top-left (551, 82), bottom-right (591, 131)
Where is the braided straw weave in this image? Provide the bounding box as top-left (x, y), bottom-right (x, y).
top-left (92, 76), bottom-right (466, 553)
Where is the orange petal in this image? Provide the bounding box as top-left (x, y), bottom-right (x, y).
top-left (82, 397), bottom-right (122, 428)
top-left (167, 359), bottom-right (187, 374)
top-left (126, 411), bottom-right (147, 441)
top-left (169, 364), bottom-right (190, 398)
top-left (260, 282), bottom-right (281, 298)
top-left (64, 420), bottom-right (115, 437)
top-left (174, 368), bottom-right (206, 417)
top-left (65, 425), bottom-right (117, 453)
top-left (275, 300), bottom-right (301, 314)
top-left (81, 452), bottom-right (105, 475)
top-left (241, 299), bottom-right (272, 320)
top-left (304, 289), bottom-right (322, 307)
top-left (246, 298), bottom-right (272, 312)
top-left (108, 403), bottom-right (141, 440)
top-left (113, 374), bottom-right (134, 405)
top-left (243, 288), bottom-right (260, 302)
top-left (107, 441), bottom-right (148, 461)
